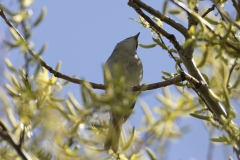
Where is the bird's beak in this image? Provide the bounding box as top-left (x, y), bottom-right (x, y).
top-left (134, 32), bottom-right (140, 39)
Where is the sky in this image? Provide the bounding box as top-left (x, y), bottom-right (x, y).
top-left (0, 0), bottom-right (238, 160)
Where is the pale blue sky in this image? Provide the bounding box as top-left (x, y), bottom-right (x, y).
top-left (0, 1), bottom-right (238, 160)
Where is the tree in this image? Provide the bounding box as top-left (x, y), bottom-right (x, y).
top-left (0, 0), bottom-right (240, 159)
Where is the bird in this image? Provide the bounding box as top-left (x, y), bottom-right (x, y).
top-left (104, 32), bottom-right (143, 153)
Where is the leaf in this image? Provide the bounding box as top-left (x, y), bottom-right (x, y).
top-left (183, 38), bottom-right (195, 48)
top-left (190, 113), bottom-right (210, 121)
top-left (140, 102), bottom-right (156, 123)
top-left (208, 89), bottom-right (221, 102)
top-left (12, 11), bottom-right (29, 23)
top-left (33, 7), bottom-right (47, 27)
top-left (4, 58), bottom-right (17, 72)
top-left (188, 25), bottom-right (196, 35)
top-left (152, 37), bottom-right (168, 50)
top-left (201, 73), bottom-right (210, 85)
top-left (9, 28), bottom-right (20, 41)
top-left (5, 84), bottom-right (19, 97)
top-left (130, 153), bottom-right (142, 160)
top-left (193, 108), bottom-right (207, 114)
top-left (168, 9), bottom-right (181, 15)
top-left (37, 43), bottom-right (47, 56)
top-left (210, 137), bottom-right (227, 143)
top-left (162, 71), bottom-right (174, 77)
top-left (138, 43), bottom-right (157, 49)
top-left (152, 17), bottom-right (162, 27)
top-left (168, 48), bottom-right (177, 53)
top-left (55, 61), bottom-right (61, 72)
top-left (162, 1), bottom-right (168, 15)
top-left (68, 93), bottom-right (82, 109)
top-left (205, 17), bottom-right (219, 25)
top-left (49, 96), bottom-right (65, 102)
top-left (22, 0), bottom-right (34, 8)
top-left (122, 127), bottom-right (135, 151)
top-left (145, 147), bottom-right (156, 160)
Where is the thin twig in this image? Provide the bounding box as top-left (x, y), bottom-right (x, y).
top-left (0, 121), bottom-right (31, 160)
top-left (128, 0), bottom-right (182, 51)
top-left (133, 0), bottom-right (189, 39)
top-left (202, 4), bottom-right (215, 18)
top-left (159, 36), bottom-right (184, 71)
top-left (212, 0), bottom-right (240, 29)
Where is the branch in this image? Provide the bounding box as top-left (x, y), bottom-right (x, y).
top-left (0, 121), bottom-right (32, 160)
top-left (170, 0), bottom-right (240, 53)
top-left (201, 4), bottom-right (215, 18)
top-left (133, 0), bottom-right (189, 39)
top-left (231, 0), bottom-right (240, 19)
top-left (128, 0), bottom-right (231, 119)
top-left (211, 0), bottom-right (240, 29)
top-left (128, 0), bottom-right (182, 51)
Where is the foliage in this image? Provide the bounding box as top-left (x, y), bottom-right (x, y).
top-left (0, 0), bottom-right (240, 160)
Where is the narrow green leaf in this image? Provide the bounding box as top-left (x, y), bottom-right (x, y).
top-left (210, 137), bottom-right (227, 143)
top-left (1, 5), bottom-right (15, 16)
top-left (49, 96), bottom-right (65, 102)
top-left (162, 71), bottom-right (174, 77)
top-left (190, 113), bottom-right (210, 121)
top-left (140, 102), bottom-right (156, 123)
top-left (162, 1), bottom-right (168, 15)
top-left (4, 58), bottom-right (17, 72)
top-left (66, 100), bottom-right (77, 116)
top-left (5, 84), bottom-right (19, 97)
top-left (68, 93), bottom-right (82, 109)
top-left (33, 7), bottom-right (47, 27)
top-left (138, 43), bottom-right (157, 49)
top-left (145, 147), bottom-right (156, 160)
top-left (152, 37), bottom-right (168, 50)
top-left (183, 38), bottom-right (195, 48)
top-left (152, 17), bottom-right (162, 27)
top-left (201, 73), bottom-right (210, 85)
top-left (130, 154), bottom-right (142, 160)
top-left (208, 89), bottom-right (221, 102)
top-left (22, 0), bottom-right (34, 7)
top-left (37, 43), bottom-right (47, 56)
top-left (168, 48), bottom-right (177, 53)
top-left (168, 9), bottom-right (181, 15)
top-left (55, 61), bottom-right (61, 72)
top-left (194, 108), bottom-right (208, 114)
top-left (122, 127), bottom-right (135, 151)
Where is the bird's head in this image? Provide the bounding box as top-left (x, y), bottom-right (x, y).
top-left (115, 32), bottom-right (140, 54)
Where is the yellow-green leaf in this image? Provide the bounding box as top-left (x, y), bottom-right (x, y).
top-left (145, 147), bottom-right (156, 160)
top-left (122, 127), bottom-right (135, 151)
top-left (169, 9), bottom-right (181, 15)
top-left (4, 58), bottom-right (16, 72)
top-left (138, 43), bottom-right (157, 49)
top-left (22, 0), bottom-right (34, 8)
top-left (152, 37), bottom-right (168, 50)
top-left (190, 113), bottom-right (210, 121)
top-left (33, 7), bottom-right (47, 27)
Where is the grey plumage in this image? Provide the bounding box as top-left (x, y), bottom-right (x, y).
top-left (104, 33), bottom-right (143, 153)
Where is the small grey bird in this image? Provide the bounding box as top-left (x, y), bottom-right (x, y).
top-left (104, 33), bottom-right (143, 153)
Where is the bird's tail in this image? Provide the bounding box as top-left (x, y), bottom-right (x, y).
top-left (104, 120), bottom-right (122, 153)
